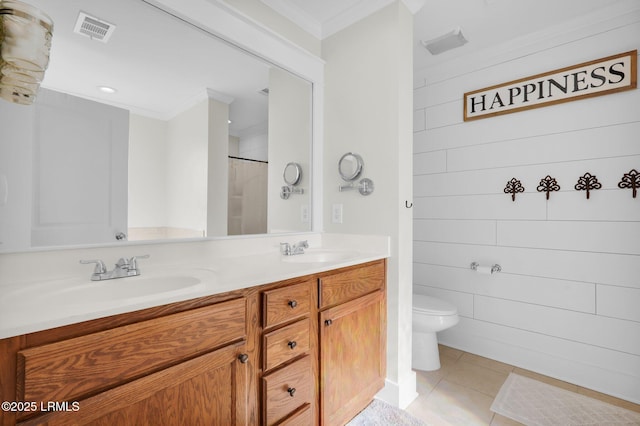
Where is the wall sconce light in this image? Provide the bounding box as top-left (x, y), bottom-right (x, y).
top-left (0, 0), bottom-right (53, 105)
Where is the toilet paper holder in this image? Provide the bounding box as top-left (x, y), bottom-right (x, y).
top-left (470, 262), bottom-right (501, 274)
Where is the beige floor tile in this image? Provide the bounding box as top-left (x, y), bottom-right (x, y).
top-left (439, 344), bottom-right (464, 362)
top-left (406, 379), bottom-right (494, 426)
top-left (577, 386), bottom-right (640, 413)
top-left (414, 368), bottom-right (445, 395)
top-left (459, 352), bottom-right (514, 374)
top-left (446, 358), bottom-right (510, 397)
top-left (489, 413), bottom-right (524, 426)
top-left (414, 346), bottom-right (461, 393)
top-left (511, 367), bottom-right (578, 392)
top-left (417, 346), bottom-right (640, 424)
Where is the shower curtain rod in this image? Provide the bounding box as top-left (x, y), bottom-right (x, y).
top-left (228, 155), bottom-right (268, 164)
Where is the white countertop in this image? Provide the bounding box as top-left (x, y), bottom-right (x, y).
top-left (0, 233), bottom-right (390, 339)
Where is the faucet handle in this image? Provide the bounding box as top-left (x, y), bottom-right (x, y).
top-left (280, 242), bottom-right (291, 255)
top-left (297, 240), bottom-right (309, 249)
top-left (80, 259), bottom-right (107, 274)
top-left (129, 254), bottom-right (150, 270)
top-left (116, 257), bottom-right (130, 268)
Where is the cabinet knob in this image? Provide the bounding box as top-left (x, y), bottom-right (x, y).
top-left (288, 341), bottom-right (297, 349)
top-left (238, 353), bottom-right (249, 364)
top-left (324, 319), bottom-right (333, 326)
top-left (288, 300), bottom-right (298, 308)
top-left (287, 387), bottom-right (296, 397)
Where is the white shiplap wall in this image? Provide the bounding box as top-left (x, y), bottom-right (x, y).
top-left (413, 10), bottom-right (640, 404)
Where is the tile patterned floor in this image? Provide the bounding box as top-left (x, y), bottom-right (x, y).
top-left (405, 345), bottom-right (640, 425)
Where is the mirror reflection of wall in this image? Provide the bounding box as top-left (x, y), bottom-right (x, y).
top-left (267, 68), bottom-right (312, 233)
top-left (0, 0), bottom-right (313, 252)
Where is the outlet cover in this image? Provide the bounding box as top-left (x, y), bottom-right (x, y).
top-left (332, 204), bottom-right (343, 224)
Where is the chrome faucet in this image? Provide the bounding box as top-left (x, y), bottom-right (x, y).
top-left (80, 255), bottom-right (150, 281)
top-left (280, 240), bottom-right (308, 256)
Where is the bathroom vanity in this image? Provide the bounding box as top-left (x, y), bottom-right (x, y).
top-left (0, 250), bottom-right (387, 426)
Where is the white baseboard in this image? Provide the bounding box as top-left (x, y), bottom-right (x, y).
top-left (376, 371), bottom-right (419, 409)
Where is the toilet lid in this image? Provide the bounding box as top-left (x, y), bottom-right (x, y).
top-left (413, 294), bottom-right (458, 315)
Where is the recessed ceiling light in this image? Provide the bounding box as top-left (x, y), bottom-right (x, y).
top-left (98, 86), bottom-right (117, 94)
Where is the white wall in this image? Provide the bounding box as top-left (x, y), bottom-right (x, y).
top-left (413, 9), bottom-right (640, 403)
top-left (323, 1), bottom-right (416, 408)
top-left (128, 114), bottom-right (168, 228)
top-left (166, 99), bottom-right (209, 235)
top-left (238, 124), bottom-right (268, 162)
top-left (206, 97), bottom-right (230, 237)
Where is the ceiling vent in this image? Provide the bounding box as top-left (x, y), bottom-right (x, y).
top-left (420, 27), bottom-right (468, 55)
top-left (73, 12), bottom-right (116, 43)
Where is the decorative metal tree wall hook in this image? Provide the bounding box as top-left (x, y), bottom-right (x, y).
top-left (574, 172), bottom-right (601, 199)
top-left (504, 178), bottom-right (525, 202)
top-left (618, 169), bottom-right (639, 198)
top-left (536, 175), bottom-right (560, 200)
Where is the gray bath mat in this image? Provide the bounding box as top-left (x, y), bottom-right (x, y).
top-left (491, 373), bottom-right (640, 425)
top-left (347, 399), bottom-right (427, 426)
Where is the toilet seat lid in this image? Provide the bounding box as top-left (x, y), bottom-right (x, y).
top-left (413, 294), bottom-right (458, 315)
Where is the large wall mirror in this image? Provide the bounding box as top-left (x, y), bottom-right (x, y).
top-left (0, 0), bottom-right (313, 253)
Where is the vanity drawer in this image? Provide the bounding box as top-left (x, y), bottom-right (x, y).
top-left (262, 355), bottom-right (312, 426)
top-left (263, 318), bottom-right (310, 372)
top-left (318, 260), bottom-right (385, 309)
top-left (17, 298), bottom-right (246, 403)
top-left (263, 280), bottom-right (312, 328)
top-left (278, 404), bottom-right (312, 426)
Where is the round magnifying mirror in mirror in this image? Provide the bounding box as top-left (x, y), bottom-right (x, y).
top-left (283, 162), bottom-right (302, 186)
top-left (338, 152), bottom-right (363, 182)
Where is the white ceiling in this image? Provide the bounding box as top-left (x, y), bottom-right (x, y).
top-left (264, 0), bottom-right (631, 71)
top-left (31, 0), bottom-right (272, 135)
top-left (412, 0), bottom-right (632, 71)
top-left (29, 0), bottom-right (633, 130)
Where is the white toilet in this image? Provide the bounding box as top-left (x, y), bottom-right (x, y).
top-left (412, 294), bottom-right (459, 371)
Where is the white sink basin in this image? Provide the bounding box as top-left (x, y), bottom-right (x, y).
top-left (281, 249), bottom-right (359, 264)
top-left (41, 275), bottom-right (202, 304)
top-left (4, 268), bottom-right (213, 308)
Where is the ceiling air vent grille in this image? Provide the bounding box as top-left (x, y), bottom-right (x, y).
top-left (74, 12), bottom-right (116, 43)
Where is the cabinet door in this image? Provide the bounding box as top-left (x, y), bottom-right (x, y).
top-left (18, 342), bottom-right (250, 426)
top-left (319, 291), bottom-right (386, 426)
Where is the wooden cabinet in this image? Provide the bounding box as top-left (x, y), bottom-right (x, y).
top-left (0, 259), bottom-right (386, 426)
top-left (18, 341), bottom-right (249, 426)
top-left (318, 260), bottom-right (386, 426)
top-left (5, 296), bottom-right (252, 426)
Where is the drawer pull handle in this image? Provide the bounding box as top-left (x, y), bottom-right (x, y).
top-left (324, 319), bottom-right (333, 326)
top-left (287, 387), bottom-right (296, 397)
top-left (238, 354), bottom-right (249, 364)
top-left (288, 300), bottom-right (298, 308)
top-left (288, 341), bottom-right (297, 349)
